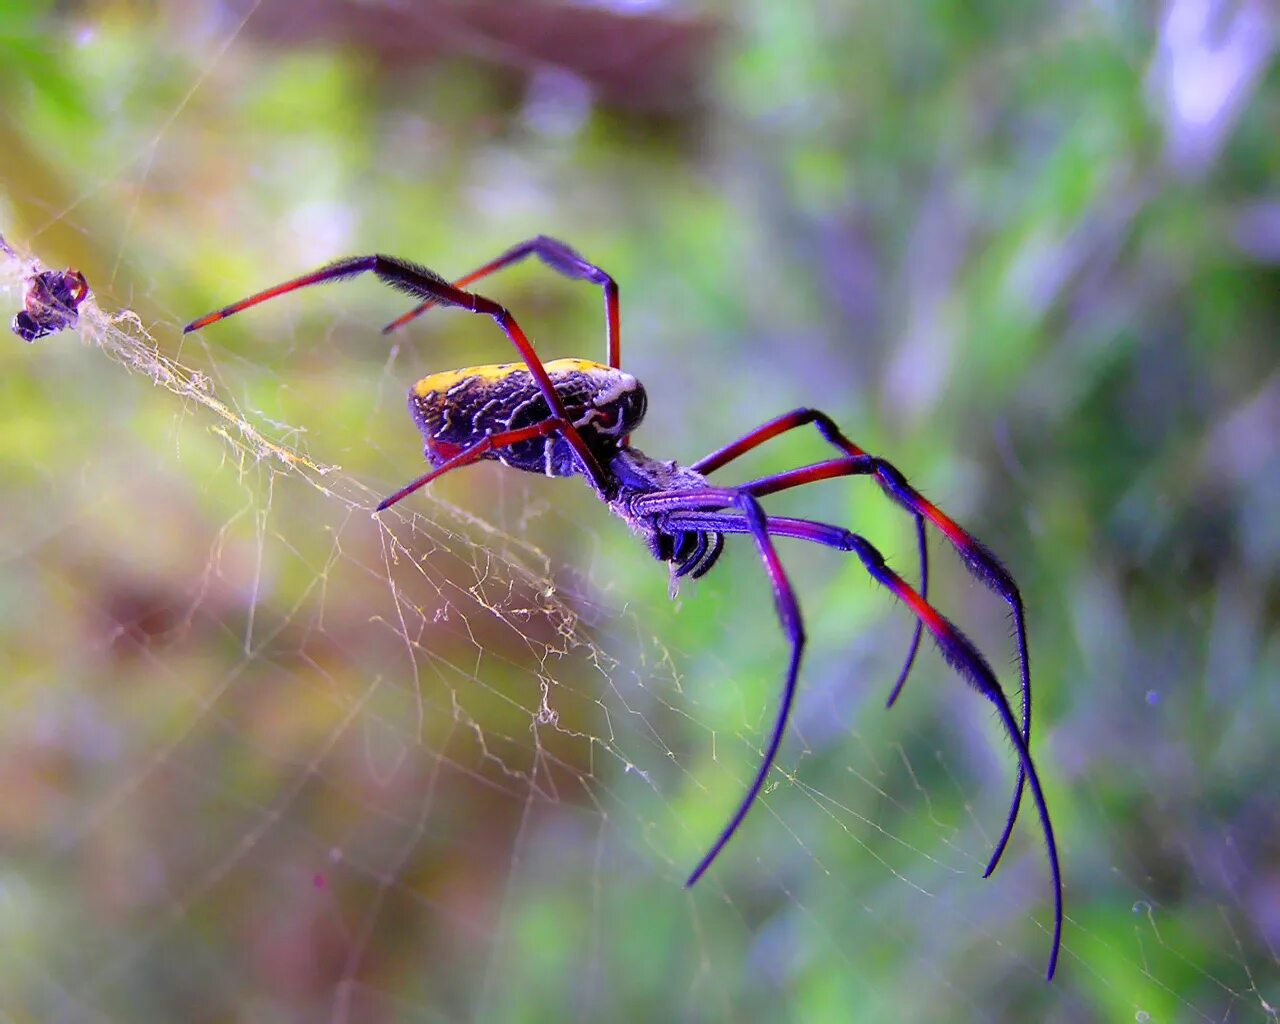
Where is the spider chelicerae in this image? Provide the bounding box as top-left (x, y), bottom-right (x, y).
top-left (185, 235), bottom-right (1062, 978)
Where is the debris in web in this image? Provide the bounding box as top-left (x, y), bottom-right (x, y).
top-left (1, 231), bottom-right (337, 477)
top-left (4, 235), bottom-right (90, 343)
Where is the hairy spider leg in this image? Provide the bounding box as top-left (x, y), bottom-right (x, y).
top-left (630, 487), bottom-right (805, 891)
top-left (735, 453), bottom-right (1031, 878)
top-left (382, 235), bottom-right (621, 370)
top-left (673, 530), bottom-right (726, 580)
top-left (375, 417), bottom-right (573, 512)
top-left (691, 407), bottom-right (928, 712)
top-left (183, 255), bottom-right (610, 494)
top-left (659, 507), bottom-right (1062, 981)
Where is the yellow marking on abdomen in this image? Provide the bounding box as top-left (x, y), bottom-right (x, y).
top-left (412, 358), bottom-right (611, 397)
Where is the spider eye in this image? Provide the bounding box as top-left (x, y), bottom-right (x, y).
top-left (595, 407), bottom-right (619, 428)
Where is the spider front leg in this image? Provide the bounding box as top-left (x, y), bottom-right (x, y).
top-left (692, 408), bottom-right (929, 712)
top-left (735, 453), bottom-right (1032, 878)
top-left (630, 487), bottom-right (806, 890)
top-left (701, 412), bottom-right (1033, 879)
top-left (183, 253), bottom-right (610, 494)
top-left (658, 505), bottom-right (1063, 981)
top-left (381, 235), bottom-right (621, 369)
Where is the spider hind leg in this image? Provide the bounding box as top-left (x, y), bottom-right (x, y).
top-left (183, 253), bottom-right (613, 493)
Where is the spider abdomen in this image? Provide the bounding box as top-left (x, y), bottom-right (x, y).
top-left (409, 358), bottom-right (647, 477)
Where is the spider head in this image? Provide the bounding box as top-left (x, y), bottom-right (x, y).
top-left (606, 446), bottom-right (724, 585)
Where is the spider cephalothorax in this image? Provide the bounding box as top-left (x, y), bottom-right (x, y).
top-left (186, 235), bottom-right (1063, 979)
top-left (606, 446), bottom-right (726, 581)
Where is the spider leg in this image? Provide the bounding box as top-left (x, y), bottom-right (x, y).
top-left (691, 408), bottom-right (928, 715)
top-left (631, 488), bottom-right (806, 892)
top-left (375, 417), bottom-right (573, 512)
top-left (676, 531), bottom-right (725, 580)
top-left (659, 506), bottom-right (1062, 981)
top-left (183, 255), bottom-right (609, 494)
top-left (737, 450), bottom-right (1031, 879)
top-left (672, 531), bottom-right (710, 579)
top-left (381, 235), bottom-right (621, 369)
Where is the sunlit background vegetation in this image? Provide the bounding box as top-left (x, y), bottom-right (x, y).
top-left (2, 1), bottom-right (1278, 1021)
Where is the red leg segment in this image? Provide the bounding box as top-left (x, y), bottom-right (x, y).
top-left (630, 488), bottom-right (807, 892)
top-left (693, 412), bottom-right (928, 734)
top-left (375, 417), bottom-right (572, 512)
top-left (656, 505), bottom-right (1062, 981)
top-left (381, 235), bottom-right (622, 369)
top-left (736, 452), bottom-right (1032, 878)
top-left (183, 254), bottom-right (610, 494)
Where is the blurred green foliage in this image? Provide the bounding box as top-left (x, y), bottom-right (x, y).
top-left (2, 1), bottom-right (1278, 1021)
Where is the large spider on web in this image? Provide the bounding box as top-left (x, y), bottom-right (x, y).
top-left (185, 235), bottom-right (1063, 978)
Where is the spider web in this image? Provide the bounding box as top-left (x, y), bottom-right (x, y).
top-left (2, 225), bottom-right (983, 1024)
top-left (3, 5), bottom-right (1278, 1022)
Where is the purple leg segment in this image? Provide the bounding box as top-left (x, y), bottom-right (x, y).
top-left (381, 235), bottom-right (622, 369)
top-left (658, 505), bottom-right (1062, 980)
top-left (183, 254), bottom-right (610, 494)
top-left (692, 408), bottom-right (929, 721)
top-left (734, 445), bottom-right (1032, 879)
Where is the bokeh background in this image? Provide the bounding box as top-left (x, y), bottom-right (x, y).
top-left (2, 1), bottom-right (1278, 1021)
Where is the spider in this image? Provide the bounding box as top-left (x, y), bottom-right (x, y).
top-left (10, 266), bottom-right (89, 342)
top-left (185, 236), bottom-right (1062, 978)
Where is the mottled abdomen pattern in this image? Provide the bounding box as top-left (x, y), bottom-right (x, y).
top-left (408, 358), bottom-right (648, 477)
